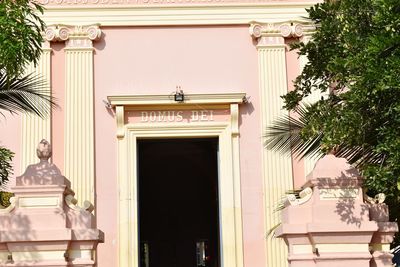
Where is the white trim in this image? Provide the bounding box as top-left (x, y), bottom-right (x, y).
top-left (12, 250), bottom-right (65, 261)
top-left (292, 244), bottom-right (370, 255)
top-left (110, 93), bottom-right (246, 138)
top-left (116, 98), bottom-right (244, 267)
top-left (317, 244), bottom-right (369, 253)
top-left (119, 123), bottom-right (243, 267)
top-left (41, 4), bottom-right (315, 26)
top-left (108, 93), bottom-right (246, 106)
top-left (69, 249), bottom-right (93, 260)
top-left (18, 196), bottom-right (60, 208)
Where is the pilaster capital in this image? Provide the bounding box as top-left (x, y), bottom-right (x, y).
top-left (44, 24), bottom-right (102, 48)
top-left (249, 21), bottom-right (315, 46)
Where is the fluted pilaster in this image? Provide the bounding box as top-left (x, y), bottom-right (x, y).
top-left (21, 43), bottom-right (52, 170)
top-left (250, 21), bottom-right (310, 267)
top-left (45, 24), bottom-right (101, 205)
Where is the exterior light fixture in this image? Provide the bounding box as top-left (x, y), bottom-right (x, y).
top-left (174, 86), bottom-right (184, 102)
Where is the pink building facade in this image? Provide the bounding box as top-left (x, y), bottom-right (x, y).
top-left (0, 1), bottom-right (324, 267)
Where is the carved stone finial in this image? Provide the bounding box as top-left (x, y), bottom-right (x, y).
top-left (16, 139), bottom-right (68, 186)
top-left (37, 139), bottom-right (52, 162)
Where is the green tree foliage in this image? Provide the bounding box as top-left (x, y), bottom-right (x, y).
top-left (0, 0), bottom-right (55, 119)
top-left (267, 0), bottom-right (400, 226)
top-left (0, 0), bottom-right (45, 77)
top-left (0, 0), bottom-right (57, 185)
top-left (0, 147), bottom-right (13, 187)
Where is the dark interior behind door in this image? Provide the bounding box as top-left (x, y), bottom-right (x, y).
top-left (138, 138), bottom-right (220, 267)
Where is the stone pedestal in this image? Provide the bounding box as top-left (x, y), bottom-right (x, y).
top-left (0, 140), bottom-right (103, 266)
top-left (276, 155), bottom-right (398, 267)
top-left (368, 203), bottom-right (398, 267)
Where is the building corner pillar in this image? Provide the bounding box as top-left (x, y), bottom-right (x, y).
top-left (21, 41), bottom-right (52, 170)
top-left (250, 21), bottom-right (307, 267)
top-left (45, 24), bottom-right (101, 206)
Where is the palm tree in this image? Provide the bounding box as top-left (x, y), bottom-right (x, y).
top-left (0, 71), bottom-right (57, 118)
top-left (0, 70), bottom-right (57, 186)
top-left (265, 102), bottom-right (384, 168)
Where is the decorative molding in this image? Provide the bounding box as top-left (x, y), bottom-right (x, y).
top-left (21, 45), bottom-right (52, 170)
top-left (230, 102), bottom-right (244, 267)
top-left (12, 250), bottom-right (66, 261)
top-left (68, 249), bottom-right (93, 260)
top-left (112, 94), bottom-right (245, 267)
top-left (250, 21), bottom-right (307, 38)
top-left (364, 192), bottom-right (386, 204)
top-left (286, 187), bottom-right (313, 206)
top-left (116, 106), bottom-right (125, 138)
top-left (63, 28), bottom-right (97, 205)
top-left (19, 197), bottom-right (59, 208)
top-left (253, 22), bottom-right (293, 267)
top-left (0, 197), bottom-right (16, 214)
top-left (65, 194), bottom-right (95, 213)
top-left (40, 4), bottom-right (317, 26)
top-left (292, 243), bottom-right (369, 255)
top-left (40, 1), bottom-right (319, 7)
top-left (230, 104), bottom-right (239, 136)
top-left (117, 122), bottom-right (244, 267)
top-left (108, 93), bottom-right (246, 106)
top-left (110, 93), bottom-right (246, 138)
top-left (250, 20), bottom-right (315, 47)
top-left (45, 24), bottom-right (102, 42)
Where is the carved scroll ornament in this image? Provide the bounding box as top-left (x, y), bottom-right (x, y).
top-left (285, 187), bottom-right (313, 207)
top-left (249, 21), bottom-right (315, 42)
top-left (44, 24), bottom-right (102, 47)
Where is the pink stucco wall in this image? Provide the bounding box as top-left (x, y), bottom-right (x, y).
top-left (0, 24), bottom-right (308, 267)
top-left (93, 25), bottom-right (264, 267)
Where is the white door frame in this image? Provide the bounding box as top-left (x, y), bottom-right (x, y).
top-left (108, 93), bottom-right (245, 267)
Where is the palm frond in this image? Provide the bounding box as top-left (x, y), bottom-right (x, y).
top-left (265, 104), bottom-right (323, 160)
top-left (265, 102), bottom-right (385, 167)
top-left (0, 71), bottom-right (58, 118)
top-left (335, 144), bottom-right (384, 167)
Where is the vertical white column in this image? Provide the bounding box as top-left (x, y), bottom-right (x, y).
top-left (230, 103), bottom-right (244, 267)
top-left (21, 43), bottom-right (52, 169)
top-left (115, 105), bottom-right (134, 267)
top-left (63, 25), bottom-right (101, 205)
top-left (251, 23), bottom-right (293, 267)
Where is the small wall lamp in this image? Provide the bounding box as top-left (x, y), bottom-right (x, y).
top-left (174, 86), bottom-right (184, 102)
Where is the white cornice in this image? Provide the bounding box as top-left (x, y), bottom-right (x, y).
top-left (41, 3), bottom-right (317, 26)
top-left (108, 93), bottom-right (246, 106)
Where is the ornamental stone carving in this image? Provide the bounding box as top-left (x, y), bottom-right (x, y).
top-left (276, 155), bottom-right (398, 267)
top-left (36, 139), bottom-right (52, 161)
top-left (45, 24), bottom-right (102, 47)
top-left (249, 21), bottom-right (315, 45)
top-left (0, 140), bottom-right (103, 266)
top-left (285, 187), bottom-right (313, 206)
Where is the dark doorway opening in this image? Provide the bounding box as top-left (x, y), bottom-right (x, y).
top-left (138, 138), bottom-right (220, 267)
